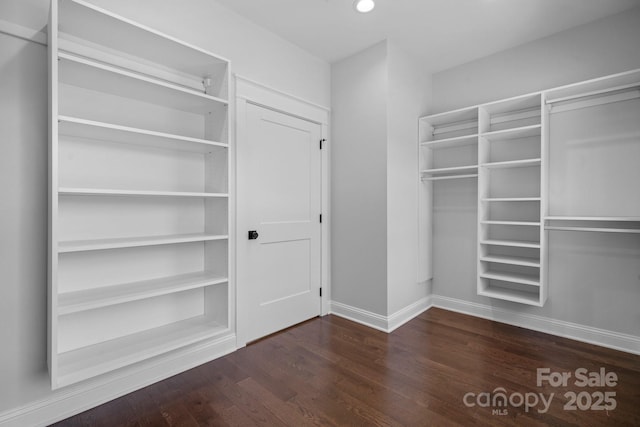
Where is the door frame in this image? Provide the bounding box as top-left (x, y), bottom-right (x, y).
top-left (234, 75), bottom-right (330, 347)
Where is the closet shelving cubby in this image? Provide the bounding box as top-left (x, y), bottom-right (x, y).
top-left (49, 0), bottom-right (232, 388)
top-left (419, 106), bottom-right (479, 181)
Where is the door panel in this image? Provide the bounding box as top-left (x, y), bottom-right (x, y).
top-left (238, 102), bottom-right (322, 344)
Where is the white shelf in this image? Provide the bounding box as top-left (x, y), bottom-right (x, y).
top-left (480, 271), bottom-right (540, 287)
top-left (59, 233), bottom-right (228, 253)
top-left (59, 187), bottom-right (228, 198)
top-left (59, 52), bottom-right (227, 114)
top-left (481, 124), bottom-right (541, 141)
top-left (478, 286), bottom-right (541, 306)
top-left (544, 217), bottom-right (640, 234)
top-left (420, 134), bottom-right (478, 148)
top-left (481, 239), bottom-right (541, 249)
top-left (421, 165), bottom-right (478, 175)
top-left (546, 82), bottom-right (640, 105)
top-left (545, 216), bottom-right (640, 222)
top-left (481, 221), bottom-right (540, 227)
top-left (481, 93), bottom-right (541, 115)
top-left (422, 174), bottom-right (478, 181)
top-left (480, 255), bottom-right (540, 268)
top-left (482, 158), bottom-right (541, 169)
top-left (58, 272), bottom-right (227, 315)
top-left (482, 197), bottom-right (541, 202)
top-left (59, 116), bottom-right (227, 153)
top-left (59, 0), bottom-right (229, 87)
top-left (420, 106), bottom-right (478, 127)
top-left (56, 316), bottom-right (229, 387)
top-left (545, 226), bottom-right (640, 234)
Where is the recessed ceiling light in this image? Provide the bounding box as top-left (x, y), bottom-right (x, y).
top-left (354, 0), bottom-right (375, 13)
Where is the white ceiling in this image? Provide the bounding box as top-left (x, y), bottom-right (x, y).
top-left (214, 0), bottom-right (640, 73)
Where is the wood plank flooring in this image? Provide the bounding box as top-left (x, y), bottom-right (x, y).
top-left (53, 308), bottom-right (640, 426)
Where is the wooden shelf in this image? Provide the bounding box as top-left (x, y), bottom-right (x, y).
top-left (56, 316), bottom-right (230, 387)
top-left (478, 286), bottom-right (541, 306)
top-left (59, 116), bottom-right (227, 153)
top-left (481, 124), bottom-right (541, 141)
top-left (59, 187), bottom-right (228, 198)
top-left (59, 233), bottom-right (228, 253)
top-left (482, 158), bottom-right (541, 169)
top-left (481, 271), bottom-right (540, 287)
top-left (420, 134), bottom-right (478, 149)
top-left (481, 220), bottom-right (540, 226)
top-left (481, 239), bottom-right (541, 249)
top-left (59, 52), bottom-right (227, 114)
top-left (58, 272), bottom-right (227, 315)
top-left (480, 255), bottom-right (540, 268)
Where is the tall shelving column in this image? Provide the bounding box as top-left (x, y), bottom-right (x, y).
top-left (477, 94), bottom-right (547, 306)
top-left (418, 107), bottom-right (479, 281)
top-left (48, 0), bottom-right (233, 388)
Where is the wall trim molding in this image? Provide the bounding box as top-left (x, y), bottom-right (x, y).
top-left (431, 295), bottom-right (640, 356)
top-left (235, 74), bottom-right (330, 116)
top-left (0, 336), bottom-right (236, 427)
top-left (330, 296), bottom-right (433, 333)
top-left (0, 19), bottom-right (47, 46)
top-left (235, 74), bottom-right (332, 347)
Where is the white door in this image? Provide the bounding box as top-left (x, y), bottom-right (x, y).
top-left (237, 102), bottom-right (322, 344)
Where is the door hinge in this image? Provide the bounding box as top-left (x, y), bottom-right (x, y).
top-left (320, 138), bottom-right (325, 149)
top-left (319, 288), bottom-right (322, 297)
top-left (319, 214), bottom-right (322, 223)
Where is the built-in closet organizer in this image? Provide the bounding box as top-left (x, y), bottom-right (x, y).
top-left (420, 69), bottom-right (640, 308)
top-left (48, 0), bottom-right (232, 388)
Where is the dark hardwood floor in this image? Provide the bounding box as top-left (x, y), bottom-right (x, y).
top-left (53, 308), bottom-right (640, 426)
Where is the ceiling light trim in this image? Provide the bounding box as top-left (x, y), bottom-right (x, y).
top-left (354, 0), bottom-right (375, 13)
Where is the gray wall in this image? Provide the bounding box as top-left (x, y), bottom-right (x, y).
top-left (331, 41), bottom-right (389, 315)
top-left (331, 40), bottom-right (432, 317)
top-left (0, 31), bottom-right (51, 413)
top-left (429, 7), bottom-right (640, 336)
top-left (432, 7), bottom-right (640, 112)
top-left (387, 42), bottom-right (431, 313)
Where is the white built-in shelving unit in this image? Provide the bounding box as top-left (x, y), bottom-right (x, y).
top-left (48, 0), bottom-right (232, 388)
top-left (477, 93), bottom-right (548, 306)
top-left (419, 107), bottom-right (479, 181)
top-left (419, 68), bottom-right (640, 308)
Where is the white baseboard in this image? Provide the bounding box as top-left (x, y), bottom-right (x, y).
top-left (331, 294), bottom-right (640, 355)
top-left (0, 335), bottom-right (236, 427)
top-left (387, 296), bottom-right (434, 332)
top-left (431, 295), bottom-right (640, 356)
top-left (330, 296), bottom-right (432, 333)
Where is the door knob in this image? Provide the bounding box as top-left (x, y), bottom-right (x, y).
top-left (248, 230), bottom-right (259, 240)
